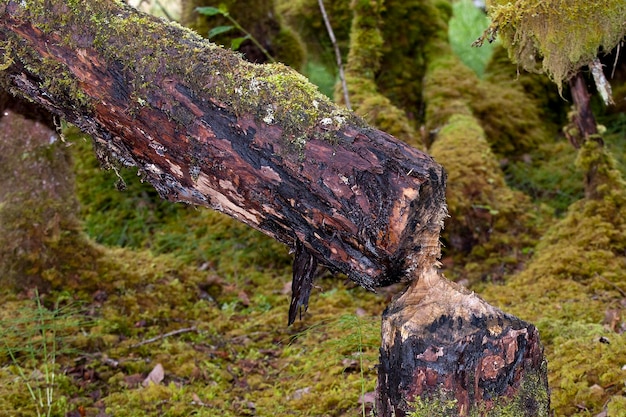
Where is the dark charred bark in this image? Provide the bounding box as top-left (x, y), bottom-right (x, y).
top-left (567, 72), bottom-right (599, 148)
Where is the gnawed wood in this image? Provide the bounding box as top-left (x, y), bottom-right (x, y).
top-left (377, 267), bottom-right (549, 416)
top-left (0, 2), bottom-right (549, 415)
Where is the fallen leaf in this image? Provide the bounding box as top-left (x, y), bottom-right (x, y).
top-left (123, 373), bottom-right (144, 388)
top-left (290, 387), bottom-right (311, 400)
top-left (142, 363), bottom-right (164, 387)
top-left (238, 291), bottom-right (251, 306)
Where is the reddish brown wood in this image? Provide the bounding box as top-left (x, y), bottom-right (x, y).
top-left (568, 72), bottom-right (599, 148)
top-left (0, 0), bottom-right (446, 323)
top-left (568, 72), bottom-right (607, 199)
top-left (377, 267), bottom-right (550, 416)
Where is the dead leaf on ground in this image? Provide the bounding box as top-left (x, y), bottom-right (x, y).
top-left (142, 363), bottom-right (164, 387)
top-left (238, 291), bottom-right (251, 306)
top-left (289, 387), bottom-right (311, 400)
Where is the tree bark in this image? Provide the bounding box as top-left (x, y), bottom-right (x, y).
top-left (0, 0), bottom-right (446, 321)
top-left (0, 1), bottom-right (548, 415)
top-left (568, 72), bottom-right (599, 149)
top-left (568, 72), bottom-right (605, 199)
top-left (377, 267), bottom-right (549, 416)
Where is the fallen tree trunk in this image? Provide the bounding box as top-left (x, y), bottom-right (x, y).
top-left (0, 1), bottom-right (548, 414)
top-left (0, 0), bottom-right (446, 324)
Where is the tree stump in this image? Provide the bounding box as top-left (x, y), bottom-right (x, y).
top-left (377, 266), bottom-right (549, 416)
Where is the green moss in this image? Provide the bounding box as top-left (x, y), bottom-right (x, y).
top-left (181, 0), bottom-right (306, 69)
top-left (341, 0), bottom-right (418, 145)
top-left (6, 0), bottom-right (357, 162)
top-left (375, 0), bottom-right (449, 123)
top-left (480, 140), bottom-right (626, 416)
top-left (483, 0), bottom-right (626, 91)
top-left (407, 369), bottom-right (549, 417)
top-left (424, 49), bottom-right (548, 156)
top-left (430, 113), bottom-right (543, 284)
top-left (277, 0), bottom-right (352, 70)
top-left (540, 322), bottom-right (626, 416)
top-left (0, 109), bottom-right (102, 292)
top-left (485, 45), bottom-right (567, 132)
top-left (503, 138), bottom-right (583, 215)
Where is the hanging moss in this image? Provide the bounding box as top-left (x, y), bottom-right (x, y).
top-left (484, 45), bottom-right (567, 132)
top-left (483, 0), bottom-right (626, 92)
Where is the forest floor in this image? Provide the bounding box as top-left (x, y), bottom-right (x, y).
top-left (1, 119), bottom-right (625, 416)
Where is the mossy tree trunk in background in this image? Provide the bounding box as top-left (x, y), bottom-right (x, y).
top-left (0, 1), bottom-right (548, 415)
top-left (0, 94), bottom-right (102, 292)
top-left (180, 0), bottom-right (306, 68)
top-left (340, 0), bottom-right (417, 145)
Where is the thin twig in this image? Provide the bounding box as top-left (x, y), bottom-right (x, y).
top-left (596, 273), bottom-right (626, 297)
top-left (131, 326), bottom-right (198, 348)
top-left (317, 0), bottom-right (351, 110)
top-left (223, 14), bottom-right (275, 63)
top-left (611, 41), bottom-right (621, 79)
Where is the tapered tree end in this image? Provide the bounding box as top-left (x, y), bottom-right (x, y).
top-left (376, 267), bottom-right (550, 416)
top-left (288, 240), bottom-right (318, 325)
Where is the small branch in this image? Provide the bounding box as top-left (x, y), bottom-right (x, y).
top-left (590, 58), bottom-right (614, 106)
top-left (317, 0), bottom-right (351, 110)
top-left (131, 326), bottom-right (198, 348)
top-left (611, 41), bottom-right (621, 79)
top-left (154, 0), bottom-right (174, 22)
top-left (223, 14), bottom-right (275, 63)
top-left (595, 273), bottom-right (626, 297)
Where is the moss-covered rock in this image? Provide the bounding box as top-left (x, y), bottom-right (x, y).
top-left (430, 113), bottom-right (544, 283)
